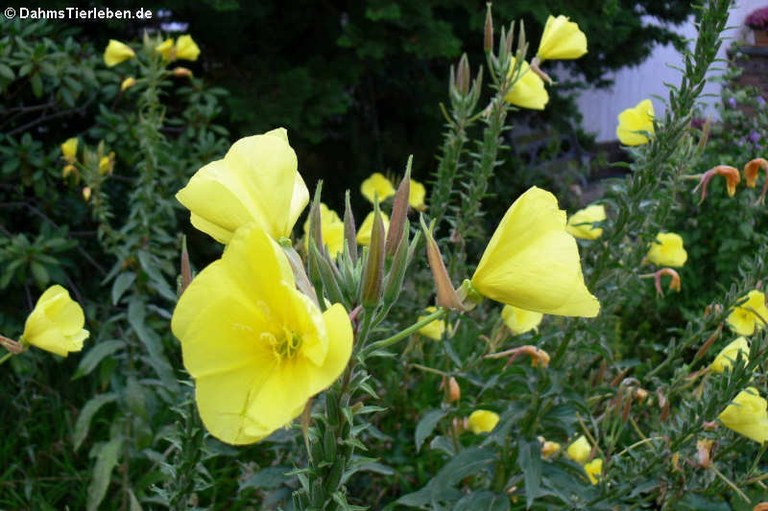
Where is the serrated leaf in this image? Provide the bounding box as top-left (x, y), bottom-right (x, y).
top-left (73, 340), bottom-right (125, 380)
top-left (111, 272), bottom-right (136, 305)
top-left (73, 393), bottom-right (118, 451)
top-left (86, 437), bottom-right (122, 511)
top-left (415, 409), bottom-right (445, 452)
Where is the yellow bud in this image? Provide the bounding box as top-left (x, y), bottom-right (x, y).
top-left (82, 186), bottom-right (92, 202)
top-left (120, 77), bottom-right (136, 91)
top-left (467, 410), bottom-right (499, 434)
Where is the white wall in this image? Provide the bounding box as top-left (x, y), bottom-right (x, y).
top-left (574, 1), bottom-right (764, 142)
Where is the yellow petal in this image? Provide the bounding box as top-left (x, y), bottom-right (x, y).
top-left (417, 306), bottom-right (447, 340)
top-left (726, 290), bottom-right (768, 336)
top-left (710, 337), bottom-right (749, 373)
top-left (60, 138), bottom-right (78, 163)
top-left (501, 305), bottom-right (543, 335)
top-left (356, 211), bottom-right (390, 246)
top-left (537, 15), bottom-right (588, 61)
top-left (176, 129), bottom-right (308, 243)
top-left (155, 38), bottom-right (175, 60)
top-left (646, 232), bottom-right (687, 268)
top-left (409, 179), bottom-right (427, 210)
top-left (471, 187), bottom-right (599, 317)
top-left (303, 203), bottom-right (345, 257)
top-left (103, 40), bottom-right (135, 67)
top-left (584, 458), bottom-right (603, 485)
top-left (719, 387), bottom-right (768, 444)
top-left (617, 99), bottom-right (655, 146)
top-left (467, 410), bottom-right (499, 434)
top-left (566, 204), bottom-right (605, 240)
top-left (504, 58), bottom-right (549, 110)
top-left (361, 173), bottom-right (396, 203)
top-left (22, 285), bottom-right (89, 356)
top-left (566, 435), bottom-right (591, 464)
top-left (175, 35), bottom-right (201, 61)
top-left (120, 77), bottom-right (136, 91)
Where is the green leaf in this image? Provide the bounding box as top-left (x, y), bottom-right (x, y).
top-left (87, 437), bottom-right (122, 511)
top-left (73, 340), bottom-right (125, 380)
top-left (73, 393), bottom-right (118, 451)
top-left (518, 438), bottom-right (542, 508)
top-left (415, 409), bottom-right (445, 452)
top-left (111, 272), bottom-right (136, 305)
top-left (452, 491), bottom-right (510, 511)
top-left (240, 466), bottom-right (292, 490)
top-left (0, 63), bottom-right (15, 80)
top-left (127, 298), bottom-right (178, 392)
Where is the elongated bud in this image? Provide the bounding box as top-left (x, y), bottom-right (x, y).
top-left (360, 202), bottom-right (385, 307)
top-left (285, 244), bottom-right (322, 307)
top-left (386, 156), bottom-right (412, 257)
top-left (180, 236), bottom-right (192, 294)
top-left (308, 183), bottom-right (326, 258)
top-left (456, 54), bottom-right (470, 95)
top-left (505, 21), bottom-right (516, 56)
top-left (343, 191), bottom-right (357, 263)
top-left (383, 220), bottom-right (413, 306)
top-left (696, 439), bottom-right (714, 469)
top-left (420, 216), bottom-right (464, 310)
top-left (82, 186), bottom-right (92, 202)
top-left (172, 66), bottom-right (193, 78)
top-left (484, 3), bottom-right (494, 53)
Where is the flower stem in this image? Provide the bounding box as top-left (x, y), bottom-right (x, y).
top-left (0, 352), bottom-right (13, 366)
top-left (365, 308), bottom-right (447, 354)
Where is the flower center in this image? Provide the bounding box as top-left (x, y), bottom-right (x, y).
top-left (263, 328), bottom-right (302, 362)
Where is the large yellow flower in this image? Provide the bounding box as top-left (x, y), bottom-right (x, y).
top-left (536, 15), bottom-right (588, 61)
top-left (471, 187), bottom-right (599, 317)
top-left (361, 173), bottom-right (396, 203)
top-left (710, 337), bottom-right (749, 373)
top-left (175, 35), bottom-right (201, 61)
top-left (171, 223), bottom-right (353, 445)
top-left (22, 285), bottom-right (89, 357)
top-left (646, 232), bottom-right (687, 268)
top-left (566, 204), bottom-right (605, 240)
top-left (60, 138), bottom-right (78, 164)
top-left (584, 458), bottom-right (603, 485)
top-left (504, 58), bottom-right (549, 110)
top-left (726, 290), bottom-right (768, 336)
top-left (467, 410), bottom-right (499, 434)
top-left (718, 387), bottom-right (768, 444)
top-left (616, 99), bottom-right (655, 146)
top-left (103, 40), bottom-right (136, 67)
top-left (176, 128), bottom-right (309, 244)
top-left (303, 203), bottom-right (345, 257)
top-left (501, 305), bottom-right (543, 335)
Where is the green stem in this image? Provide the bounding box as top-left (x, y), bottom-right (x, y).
top-left (366, 308), bottom-right (448, 353)
top-left (0, 352), bottom-right (13, 366)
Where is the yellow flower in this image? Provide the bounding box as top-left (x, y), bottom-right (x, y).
top-left (99, 152), bottom-right (115, 175)
top-left (470, 187), bottom-right (600, 317)
top-left (710, 337), bottom-right (749, 373)
top-left (155, 38), bottom-right (175, 60)
top-left (175, 35), bottom-right (201, 61)
top-left (356, 211), bottom-right (390, 246)
top-left (718, 387), bottom-right (768, 444)
top-left (540, 438), bottom-right (561, 458)
top-left (361, 173), bottom-right (396, 203)
top-left (726, 290), bottom-right (768, 336)
top-left (467, 410), bottom-right (499, 434)
top-left (22, 285), bottom-right (89, 357)
top-left (176, 128), bottom-right (309, 244)
top-left (171, 223), bottom-right (353, 445)
top-left (409, 179), bottom-right (427, 210)
top-left (501, 305), bottom-right (543, 335)
top-left (566, 435), bottom-right (591, 464)
top-left (646, 232), bottom-right (687, 268)
top-left (103, 40), bottom-right (136, 67)
top-left (120, 77), bottom-right (137, 91)
top-left (504, 58), bottom-right (549, 110)
top-left (303, 203), bottom-right (345, 257)
top-left (566, 204), bottom-right (605, 240)
top-left (616, 99), bottom-right (655, 146)
top-left (536, 15), bottom-right (588, 61)
top-left (417, 306), bottom-right (447, 340)
top-left (60, 138), bottom-right (78, 164)
top-left (584, 458), bottom-right (603, 485)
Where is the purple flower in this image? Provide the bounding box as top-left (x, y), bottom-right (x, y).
top-left (757, 96), bottom-right (766, 108)
top-left (748, 130), bottom-right (762, 144)
top-left (727, 97), bottom-right (737, 108)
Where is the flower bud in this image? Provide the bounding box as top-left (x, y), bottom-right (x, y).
top-left (483, 4), bottom-right (494, 53)
top-left (446, 376), bottom-right (461, 403)
top-left (82, 186), bottom-right (92, 202)
top-left (696, 439), bottom-right (714, 469)
top-left (172, 67), bottom-right (193, 78)
top-left (120, 76), bottom-right (136, 91)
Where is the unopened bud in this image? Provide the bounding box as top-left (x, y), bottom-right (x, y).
top-left (455, 54), bottom-right (470, 96)
top-left (539, 437), bottom-right (561, 458)
top-left (62, 164), bottom-right (77, 178)
top-left (82, 186), bottom-right (92, 202)
top-left (483, 3), bottom-right (494, 53)
top-left (635, 388), bottom-right (648, 402)
top-left (172, 67), bottom-right (193, 78)
top-left (696, 439), bottom-right (714, 469)
top-left (120, 76), bottom-right (136, 91)
top-left (421, 216), bottom-right (464, 310)
top-left (446, 376), bottom-right (461, 403)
